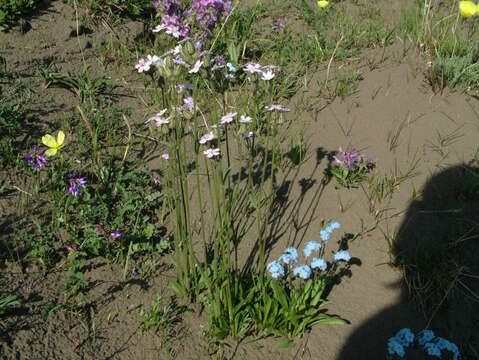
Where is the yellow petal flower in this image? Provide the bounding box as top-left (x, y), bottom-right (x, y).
top-left (317, 0), bottom-right (329, 8)
top-left (45, 148), bottom-right (58, 157)
top-left (42, 134), bottom-right (57, 148)
top-left (41, 130), bottom-right (65, 157)
top-left (56, 130), bottom-right (65, 147)
top-left (459, 1), bottom-right (477, 18)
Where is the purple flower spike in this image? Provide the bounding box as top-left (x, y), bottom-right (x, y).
top-left (24, 145), bottom-right (48, 170)
top-left (67, 175), bottom-right (87, 197)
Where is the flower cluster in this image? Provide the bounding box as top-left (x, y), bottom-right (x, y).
top-left (329, 147), bottom-right (375, 188)
top-left (267, 222), bottom-right (350, 280)
top-left (191, 0), bottom-right (232, 30)
top-left (152, 0), bottom-right (232, 37)
top-left (67, 174), bottom-right (87, 197)
top-left (333, 147), bottom-right (370, 171)
top-left (387, 328), bottom-right (460, 359)
top-left (24, 145), bottom-right (48, 171)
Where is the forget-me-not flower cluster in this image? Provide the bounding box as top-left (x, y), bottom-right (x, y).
top-left (266, 221), bottom-right (351, 280)
top-left (387, 328), bottom-right (461, 359)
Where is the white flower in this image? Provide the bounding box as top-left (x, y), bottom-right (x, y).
top-left (188, 60), bottom-right (204, 74)
top-left (203, 148), bottom-right (221, 158)
top-left (199, 132), bottom-right (216, 144)
top-left (161, 153), bottom-right (170, 160)
top-left (151, 24), bottom-right (166, 33)
top-left (173, 44), bottom-right (182, 55)
top-left (239, 115), bottom-right (252, 123)
top-left (260, 70), bottom-right (275, 80)
top-left (243, 131), bottom-right (253, 139)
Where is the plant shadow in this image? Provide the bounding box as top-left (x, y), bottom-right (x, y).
top-left (338, 164), bottom-right (479, 359)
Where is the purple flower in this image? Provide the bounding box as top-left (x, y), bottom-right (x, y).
top-left (110, 229), bottom-right (124, 239)
top-left (271, 18), bottom-right (286, 32)
top-left (211, 55), bottom-right (226, 71)
top-left (191, 0), bottom-right (233, 31)
top-left (67, 175), bottom-right (87, 197)
top-left (332, 147), bottom-right (362, 171)
top-left (24, 146), bottom-right (48, 170)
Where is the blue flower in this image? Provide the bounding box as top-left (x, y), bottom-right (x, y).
top-left (226, 63), bottom-right (237, 72)
top-left (310, 257), bottom-right (328, 271)
top-left (424, 342), bottom-right (442, 357)
top-left (320, 229), bottom-right (331, 242)
top-left (333, 250), bottom-right (351, 262)
top-left (303, 241), bottom-right (321, 257)
top-left (267, 260), bottom-right (285, 279)
top-left (293, 264), bottom-right (312, 279)
top-left (279, 247), bottom-right (299, 265)
top-left (417, 330), bottom-right (435, 345)
top-left (387, 338), bottom-right (405, 357)
top-left (394, 328), bottom-right (415, 347)
top-left (436, 337), bottom-right (461, 360)
top-left (326, 221), bottom-right (341, 231)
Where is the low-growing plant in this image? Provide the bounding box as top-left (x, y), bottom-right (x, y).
top-left (0, 0), bottom-right (39, 30)
top-left (139, 295), bottom-right (187, 354)
top-left (328, 147), bottom-right (375, 188)
top-left (0, 295), bottom-right (20, 317)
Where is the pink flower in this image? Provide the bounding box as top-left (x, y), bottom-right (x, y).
top-left (110, 230), bottom-right (124, 239)
top-left (135, 58), bottom-right (152, 73)
top-left (220, 112), bottom-right (237, 124)
top-left (199, 132), bottom-right (216, 144)
top-left (243, 62), bottom-right (262, 74)
top-left (203, 148), bottom-right (221, 158)
top-left (161, 153), bottom-right (170, 160)
top-left (265, 104), bottom-right (290, 112)
top-left (65, 245), bottom-right (77, 252)
top-left (146, 109), bottom-right (171, 126)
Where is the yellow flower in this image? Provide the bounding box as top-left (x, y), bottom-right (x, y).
top-left (42, 130), bottom-right (65, 157)
top-left (459, 1), bottom-right (477, 18)
top-left (317, 0), bottom-right (329, 8)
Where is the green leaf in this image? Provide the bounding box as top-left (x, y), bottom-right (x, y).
top-left (276, 340), bottom-right (294, 349)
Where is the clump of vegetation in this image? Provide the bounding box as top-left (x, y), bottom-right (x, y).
top-left (0, 0), bottom-right (40, 30)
